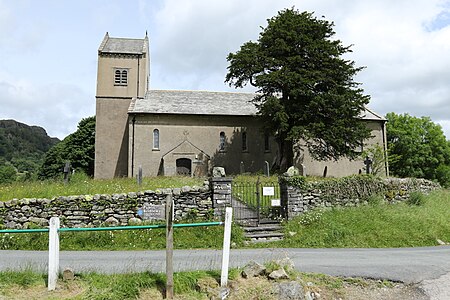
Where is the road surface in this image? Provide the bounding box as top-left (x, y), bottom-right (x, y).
top-left (1, 246), bottom-right (449, 284)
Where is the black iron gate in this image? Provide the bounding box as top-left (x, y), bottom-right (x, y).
top-left (231, 178), bottom-right (283, 226)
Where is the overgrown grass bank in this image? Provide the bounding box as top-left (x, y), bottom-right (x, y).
top-left (277, 189), bottom-right (450, 248)
top-left (0, 172), bottom-right (204, 202)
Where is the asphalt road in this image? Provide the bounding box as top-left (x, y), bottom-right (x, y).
top-left (1, 246), bottom-right (449, 284)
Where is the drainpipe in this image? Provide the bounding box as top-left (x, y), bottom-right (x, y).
top-left (131, 116), bottom-right (136, 177)
top-left (137, 55), bottom-right (140, 97)
top-left (381, 120), bottom-right (389, 176)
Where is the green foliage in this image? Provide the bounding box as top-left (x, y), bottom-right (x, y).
top-left (0, 164), bottom-right (17, 184)
top-left (361, 143), bottom-right (387, 176)
top-left (38, 116), bottom-right (95, 179)
top-left (386, 112), bottom-right (450, 186)
top-left (0, 268), bottom-right (43, 287)
top-left (406, 191), bottom-right (426, 206)
top-left (0, 120), bottom-right (59, 178)
top-left (226, 8), bottom-right (371, 170)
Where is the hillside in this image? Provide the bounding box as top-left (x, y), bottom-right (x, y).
top-left (0, 119), bottom-right (60, 174)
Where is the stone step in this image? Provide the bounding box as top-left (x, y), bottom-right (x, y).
top-left (244, 232), bottom-right (285, 239)
top-left (243, 225), bottom-right (282, 232)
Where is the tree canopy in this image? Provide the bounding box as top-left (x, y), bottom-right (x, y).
top-left (225, 8), bottom-right (371, 171)
top-left (386, 112), bottom-right (450, 187)
top-left (39, 116), bottom-right (95, 179)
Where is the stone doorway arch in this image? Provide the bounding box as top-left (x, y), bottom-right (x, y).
top-left (176, 158), bottom-right (192, 176)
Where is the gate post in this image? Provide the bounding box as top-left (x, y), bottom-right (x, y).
top-left (210, 177), bottom-right (233, 218)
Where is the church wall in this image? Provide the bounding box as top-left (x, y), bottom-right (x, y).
top-left (95, 98), bottom-right (131, 178)
top-left (298, 120), bottom-right (388, 177)
top-left (128, 114), bottom-right (278, 177)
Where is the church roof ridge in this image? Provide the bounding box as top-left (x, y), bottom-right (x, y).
top-left (99, 33), bottom-right (147, 55)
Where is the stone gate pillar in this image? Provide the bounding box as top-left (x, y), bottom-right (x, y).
top-left (210, 177), bottom-right (232, 218)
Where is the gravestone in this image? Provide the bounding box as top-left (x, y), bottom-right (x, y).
top-left (264, 161), bottom-right (270, 177)
top-left (364, 156), bottom-right (373, 174)
top-left (240, 161), bottom-right (245, 174)
top-left (63, 161), bottom-right (71, 184)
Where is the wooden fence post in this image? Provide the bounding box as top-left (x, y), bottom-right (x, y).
top-left (221, 207), bottom-right (233, 287)
top-left (48, 217), bottom-right (60, 291)
top-left (166, 193), bottom-right (174, 299)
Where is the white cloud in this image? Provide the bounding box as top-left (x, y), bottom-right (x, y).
top-left (1, 0), bottom-right (449, 142)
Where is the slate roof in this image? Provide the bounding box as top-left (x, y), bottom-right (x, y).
top-left (98, 33), bottom-right (147, 55)
top-left (128, 89), bottom-right (385, 121)
top-left (129, 90), bottom-right (257, 116)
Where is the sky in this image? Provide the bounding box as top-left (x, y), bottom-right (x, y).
top-left (1, 0), bottom-right (450, 140)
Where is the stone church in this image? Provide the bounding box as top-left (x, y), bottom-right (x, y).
top-left (94, 33), bottom-right (388, 179)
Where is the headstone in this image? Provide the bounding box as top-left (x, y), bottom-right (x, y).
top-left (63, 161), bottom-right (71, 184)
top-left (212, 167), bottom-right (226, 177)
top-left (364, 156), bottom-right (373, 174)
top-left (240, 161), bottom-right (245, 174)
top-left (137, 165), bottom-right (143, 186)
top-left (264, 161), bottom-right (270, 177)
top-left (300, 164), bottom-right (306, 176)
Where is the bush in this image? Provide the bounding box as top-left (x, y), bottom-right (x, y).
top-left (0, 165), bottom-right (16, 184)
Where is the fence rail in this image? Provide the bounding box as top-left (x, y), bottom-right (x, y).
top-left (0, 222), bottom-right (224, 234)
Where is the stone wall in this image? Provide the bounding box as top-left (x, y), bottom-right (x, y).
top-left (0, 183), bottom-right (214, 229)
top-left (280, 177), bottom-right (440, 219)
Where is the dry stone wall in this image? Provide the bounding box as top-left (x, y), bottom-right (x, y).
top-left (0, 183), bottom-right (214, 229)
top-left (280, 176), bottom-right (440, 219)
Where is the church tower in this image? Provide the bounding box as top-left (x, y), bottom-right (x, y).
top-left (94, 32), bottom-right (149, 178)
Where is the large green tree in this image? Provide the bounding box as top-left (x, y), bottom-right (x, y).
top-left (39, 116), bottom-right (95, 179)
top-left (386, 112), bottom-right (450, 186)
top-left (225, 8), bottom-right (371, 171)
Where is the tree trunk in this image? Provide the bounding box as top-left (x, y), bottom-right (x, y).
top-left (273, 136), bottom-right (294, 173)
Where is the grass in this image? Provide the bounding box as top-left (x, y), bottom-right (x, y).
top-left (0, 268), bottom-right (404, 300)
top-left (0, 172), bottom-right (204, 202)
top-left (276, 189), bottom-right (450, 248)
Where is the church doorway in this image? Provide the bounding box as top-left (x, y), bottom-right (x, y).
top-left (176, 158), bottom-right (192, 176)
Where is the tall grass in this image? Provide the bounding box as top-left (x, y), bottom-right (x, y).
top-left (0, 172), bottom-right (204, 202)
top-left (280, 189), bottom-right (450, 248)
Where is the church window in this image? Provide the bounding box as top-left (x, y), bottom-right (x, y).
top-left (153, 129), bottom-right (160, 150)
top-left (219, 132), bottom-right (226, 151)
top-left (242, 131), bottom-right (248, 152)
top-left (114, 68), bottom-right (128, 86)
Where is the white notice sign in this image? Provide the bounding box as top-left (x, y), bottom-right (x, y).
top-left (263, 187), bottom-right (275, 196)
top-left (271, 199), bottom-right (281, 207)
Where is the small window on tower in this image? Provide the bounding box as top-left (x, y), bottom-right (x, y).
top-left (114, 68), bottom-right (128, 86)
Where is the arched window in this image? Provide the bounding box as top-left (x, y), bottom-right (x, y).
top-left (219, 132), bottom-right (226, 151)
top-left (153, 129), bottom-right (160, 150)
top-left (114, 68), bottom-right (128, 86)
top-left (242, 131), bottom-right (248, 151)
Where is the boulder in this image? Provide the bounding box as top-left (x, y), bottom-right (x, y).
top-left (268, 268), bottom-right (289, 280)
top-left (63, 268), bottom-right (75, 281)
top-left (274, 281), bottom-right (305, 300)
top-left (242, 261), bottom-right (266, 278)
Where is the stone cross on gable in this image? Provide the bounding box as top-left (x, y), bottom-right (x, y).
top-left (183, 130), bottom-right (189, 140)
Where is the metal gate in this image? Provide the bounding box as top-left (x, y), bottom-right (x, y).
top-left (231, 178), bottom-right (283, 226)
